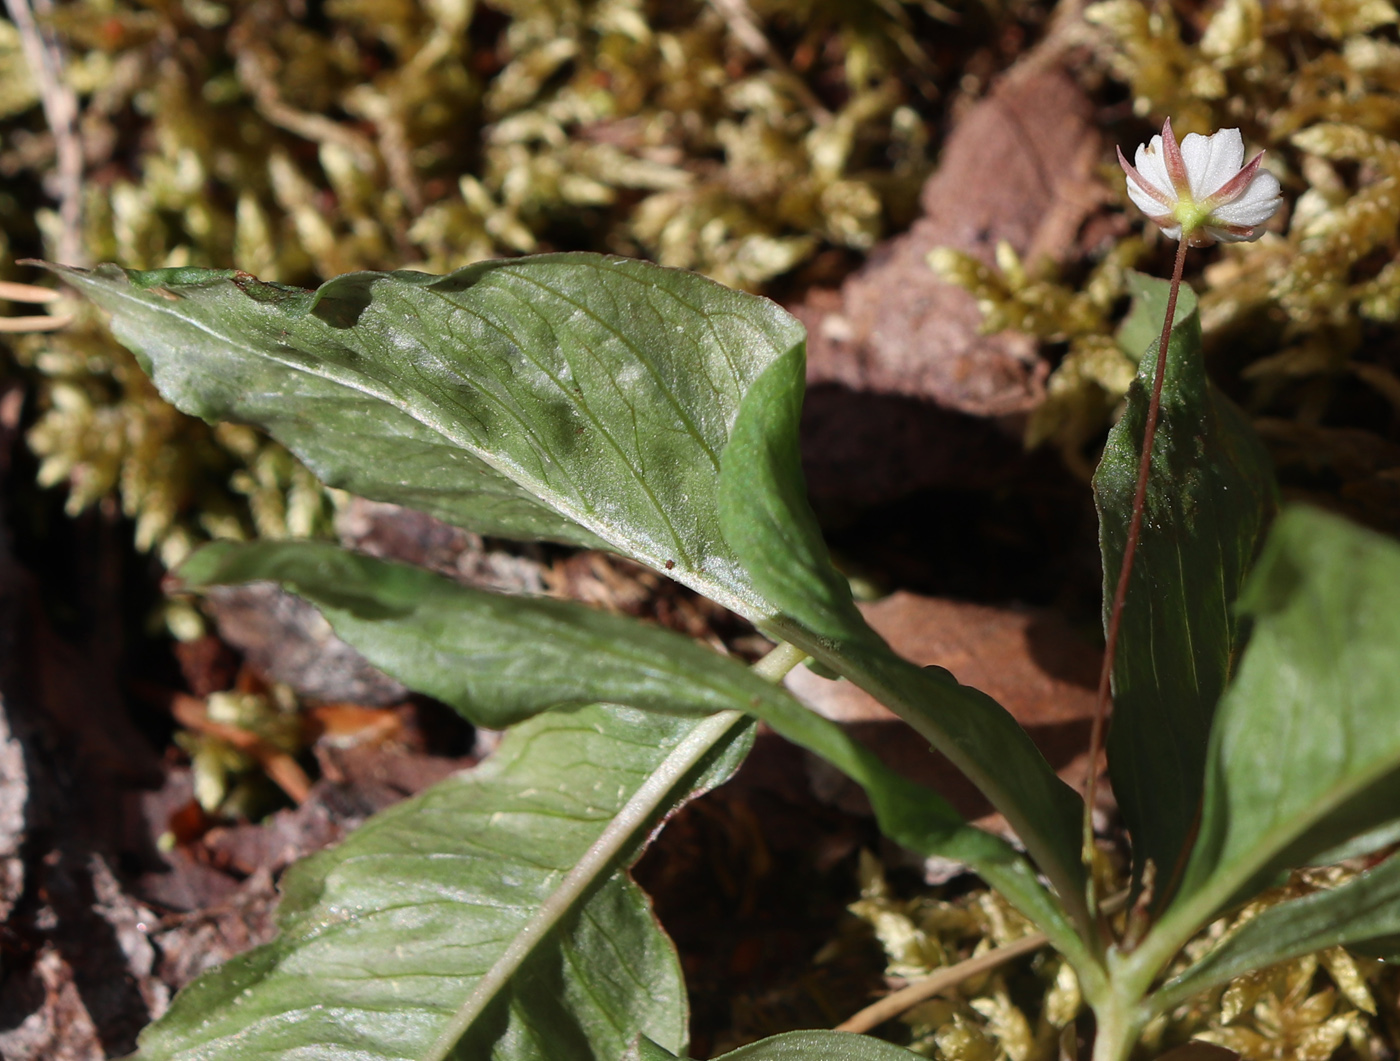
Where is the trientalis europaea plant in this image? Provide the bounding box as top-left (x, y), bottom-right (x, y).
top-left (1087, 119), bottom-right (1283, 888)
top-left (40, 109), bottom-right (1400, 1061)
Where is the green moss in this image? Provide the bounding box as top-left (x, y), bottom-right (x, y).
top-left (1, 0), bottom-right (954, 563)
top-left (853, 852), bottom-right (1400, 1061)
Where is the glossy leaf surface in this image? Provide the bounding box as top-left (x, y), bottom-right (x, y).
top-left (180, 539), bottom-right (773, 729)
top-left (57, 255), bottom-right (1085, 923)
top-left (135, 702), bottom-right (750, 1060)
top-left (176, 539), bottom-right (1084, 961)
top-left (717, 347), bottom-right (1088, 921)
top-left (635, 1030), bottom-right (923, 1059)
top-left (1094, 272), bottom-right (1276, 897)
top-left (41, 256), bottom-right (804, 616)
top-left (1172, 506), bottom-right (1400, 920)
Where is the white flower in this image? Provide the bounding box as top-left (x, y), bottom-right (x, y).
top-left (1117, 118), bottom-right (1282, 246)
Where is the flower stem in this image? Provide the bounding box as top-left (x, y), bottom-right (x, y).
top-left (1090, 990), bottom-right (1148, 1061)
top-left (1083, 237), bottom-right (1191, 914)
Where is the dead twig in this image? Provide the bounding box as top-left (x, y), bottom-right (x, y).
top-left (0, 314), bottom-right (70, 332)
top-left (0, 280), bottom-right (60, 302)
top-left (706, 0), bottom-right (831, 122)
top-left (4, 0), bottom-right (84, 266)
top-left (0, 279), bottom-right (70, 331)
top-left (229, 27), bottom-right (379, 173)
top-left (837, 887), bottom-right (1130, 1035)
top-left (171, 693), bottom-right (312, 805)
top-left (836, 932), bottom-right (1049, 1034)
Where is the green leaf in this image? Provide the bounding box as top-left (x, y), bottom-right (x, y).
top-left (1114, 271), bottom-right (1188, 360)
top-left (1169, 506), bottom-right (1400, 925)
top-left (1348, 936), bottom-right (1400, 963)
top-left (629, 1037), bottom-right (686, 1061)
top-left (178, 539), bottom-right (762, 729)
top-left (135, 702), bottom-right (751, 1061)
top-left (718, 346), bottom-right (1089, 927)
top-left (713, 1031), bottom-right (924, 1059)
top-left (38, 255), bottom-right (806, 613)
top-left (56, 254), bottom-right (1086, 931)
top-left (176, 539), bottom-right (1089, 966)
top-left (1093, 272), bottom-right (1276, 898)
top-left (632, 1031), bottom-right (922, 1060)
top-left (1151, 854), bottom-right (1400, 1013)
top-left (1310, 819), bottom-right (1400, 867)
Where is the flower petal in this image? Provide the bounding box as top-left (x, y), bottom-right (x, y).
top-left (1202, 151), bottom-right (1264, 208)
top-left (1134, 136), bottom-right (1174, 201)
top-left (1126, 180), bottom-right (1172, 218)
top-left (1160, 117), bottom-right (1192, 198)
top-left (1208, 169), bottom-right (1282, 229)
top-left (1180, 128), bottom-right (1245, 199)
top-left (1202, 222), bottom-right (1264, 243)
top-left (1120, 148), bottom-right (1176, 216)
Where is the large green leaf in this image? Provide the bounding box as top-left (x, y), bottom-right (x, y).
top-left (136, 701), bottom-right (751, 1061)
top-left (1150, 854), bottom-right (1400, 1013)
top-left (176, 539), bottom-right (1088, 966)
top-left (39, 256), bottom-right (805, 612)
top-left (179, 539), bottom-right (767, 729)
top-left (1164, 506), bottom-right (1400, 932)
top-left (54, 255), bottom-right (1085, 933)
top-left (717, 347), bottom-right (1088, 929)
top-left (634, 1030), bottom-right (922, 1059)
top-left (1093, 273), bottom-right (1276, 899)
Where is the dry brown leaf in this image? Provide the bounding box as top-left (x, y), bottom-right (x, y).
top-left (794, 65), bottom-right (1108, 418)
top-left (786, 591), bottom-right (1100, 824)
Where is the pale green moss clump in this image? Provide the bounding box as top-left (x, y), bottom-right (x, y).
top-left (1, 0), bottom-right (944, 567)
top-left (850, 851), bottom-right (1081, 1060)
top-left (852, 853), bottom-right (1395, 1061)
top-left (8, 319), bottom-right (334, 571)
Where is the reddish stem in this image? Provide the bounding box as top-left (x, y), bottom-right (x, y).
top-left (1083, 237), bottom-right (1190, 909)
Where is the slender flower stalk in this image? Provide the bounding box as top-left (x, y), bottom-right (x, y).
top-left (1082, 118), bottom-right (1282, 916)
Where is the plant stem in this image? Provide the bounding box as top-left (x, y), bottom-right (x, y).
top-left (1083, 237), bottom-right (1191, 908)
top-left (750, 638), bottom-right (809, 683)
top-left (1090, 988), bottom-right (1149, 1061)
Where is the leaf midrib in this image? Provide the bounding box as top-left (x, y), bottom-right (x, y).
top-left (420, 708), bottom-right (748, 1061)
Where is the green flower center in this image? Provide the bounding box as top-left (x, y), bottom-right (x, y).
top-left (1172, 195), bottom-right (1213, 235)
